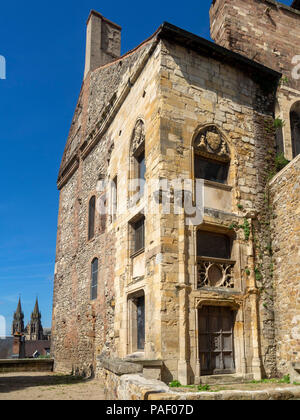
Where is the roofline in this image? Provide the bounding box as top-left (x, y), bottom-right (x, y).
top-left (57, 20), bottom-right (282, 189)
top-left (157, 22), bottom-right (282, 83)
top-left (268, 0), bottom-right (300, 15)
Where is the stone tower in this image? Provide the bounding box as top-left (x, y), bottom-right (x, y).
top-left (27, 298), bottom-right (44, 341)
top-left (210, 0), bottom-right (300, 160)
top-left (12, 298), bottom-right (24, 336)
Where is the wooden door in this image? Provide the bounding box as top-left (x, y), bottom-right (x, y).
top-left (137, 296), bottom-right (145, 350)
top-left (198, 306), bottom-right (235, 375)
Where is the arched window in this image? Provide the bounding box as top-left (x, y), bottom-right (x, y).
top-left (90, 258), bottom-right (98, 300)
top-left (290, 101), bottom-right (300, 158)
top-left (88, 196), bottom-right (96, 240)
top-left (193, 126), bottom-right (230, 184)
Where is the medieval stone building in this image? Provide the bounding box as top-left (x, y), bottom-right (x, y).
top-left (52, 0), bottom-right (300, 384)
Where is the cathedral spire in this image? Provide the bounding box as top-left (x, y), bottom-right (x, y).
top-left (12, 297), bottom-right (24, 335)
top-left (31, 297), bottom-right (41, 319)
top-left (28, 298), bottom-right (43, 340)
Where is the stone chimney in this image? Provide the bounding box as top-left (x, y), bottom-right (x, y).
top-left (12, 334), bottom-right (25, 359)
top-left (84, 10), bottom-right (121, 79)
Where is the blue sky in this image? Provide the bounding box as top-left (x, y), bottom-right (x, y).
top-left (0, 0), bottom-right (292, 335)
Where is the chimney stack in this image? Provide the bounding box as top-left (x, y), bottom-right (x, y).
top-left (84, 10), bottom-right (122, 79)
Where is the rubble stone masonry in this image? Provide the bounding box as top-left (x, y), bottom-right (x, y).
top-left (270, 155), bottom-right (300, 375)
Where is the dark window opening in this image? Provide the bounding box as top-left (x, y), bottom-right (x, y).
top-left (195, 155), bottom-right (229, 184)
top-left (132, 217), bottom-right (145, 254)
top-left (291, 103), bottom-right (300, 158)
top-left (197, 231), bottom-right (231, 260)
top-left (91, 258), bottom-right (98, 300)
top-left (88, 196), bottom-right (96, 240)
top-left (136, 150), bottom-right (146, 195)
top-left (136, 296), bottom-right (145, 350)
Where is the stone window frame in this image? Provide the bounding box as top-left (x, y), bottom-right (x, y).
top-left (90, 256), bottom-right (99, 301)
top-left (128, 212), bottom-right (145, 259)
top-left (87, 191), bottom-right (98, 242)
top-left (127, 288), bottom-right (145, 355)
top-left (128, 118), bottom-right (146, 208)
top-left (110, 174), bottom-right (118, 223)
top-left (190, 124), bottom-right (235, 202)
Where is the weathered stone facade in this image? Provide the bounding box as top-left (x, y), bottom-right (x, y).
top-left (270, 155), bottom-right (300, 375)
top-left (52, 1), bottom-right (300, 384)
top-left (210, 0), bottom-right (300, 377)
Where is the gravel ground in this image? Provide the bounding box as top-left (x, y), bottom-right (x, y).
top-left (0, 372), bottom-right (105, 400)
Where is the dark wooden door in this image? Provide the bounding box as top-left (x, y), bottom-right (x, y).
top-left (198, 306), bottom-right (235, 375)
top-left (137, 296), bottom-right (145, 350)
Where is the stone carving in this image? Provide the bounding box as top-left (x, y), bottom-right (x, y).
top-left (197, 257), bottom-right (235, 289)
top-left (131, 120), bottom-right (145, 155)
top-left (194, 126), bottom-right (230, 160)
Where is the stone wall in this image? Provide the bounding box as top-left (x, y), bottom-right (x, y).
top-left (270, 155), bottom-right (300, 375)
top-left (52, 38), bottom-right (162, 376)
top-left (97, 358), bottom-right (300, 400)
top-left (0, 359), bottom-right (54, 373)
top-left (53, 18), bottom-right (282, 382)
top-left (158, 36), bottom-right (278, 380)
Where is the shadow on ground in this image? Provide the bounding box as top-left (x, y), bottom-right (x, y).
top-left (0, 374), bottom-right (86, 394)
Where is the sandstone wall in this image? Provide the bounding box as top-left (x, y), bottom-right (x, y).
top-left (53, 19), bottom-right (282, 382)
top-left (270, 155), bottom-right (300, 375)
top-left (158, 37), bottom-right (278, 380)
top-left (52, 40), bottom-right (162, 376)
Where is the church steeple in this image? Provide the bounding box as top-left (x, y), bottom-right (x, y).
top-left (28, 298), bottom-right (43, 340)
top-left (32, 298), bottom-right (41, 319)
top-left (12, 297), bottom-right (24, 335)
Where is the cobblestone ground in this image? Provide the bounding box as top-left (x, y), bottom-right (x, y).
top-left (0, 372), bottom-right (105, 400)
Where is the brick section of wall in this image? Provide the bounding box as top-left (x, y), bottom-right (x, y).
top-left (270, 155), bottom-right (300, 375)
top-left (210, 0), bottom-right (300, 87)
top-left (210, 0), bottom-right (300, 160)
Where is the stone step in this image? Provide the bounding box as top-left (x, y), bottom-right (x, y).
top-left (200, 373), bottom-right (253, 385)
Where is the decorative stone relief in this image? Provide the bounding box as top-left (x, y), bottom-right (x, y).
top-left (131, 120), bottom-right (145, 155)
top-left (194, 126), bottom-right (230, 161)
top-left (197, 257), bottom-right (235, 289)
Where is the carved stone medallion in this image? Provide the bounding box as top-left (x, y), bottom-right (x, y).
top-left (194, 126), bottom-right (230, 160)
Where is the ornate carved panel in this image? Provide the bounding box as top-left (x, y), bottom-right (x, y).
top-left (131, 120), bottom-right (145, 156)
top-left (197, 257), bottom-right (235, 289)
top-left (194, 126), bottom-right (230, 161)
